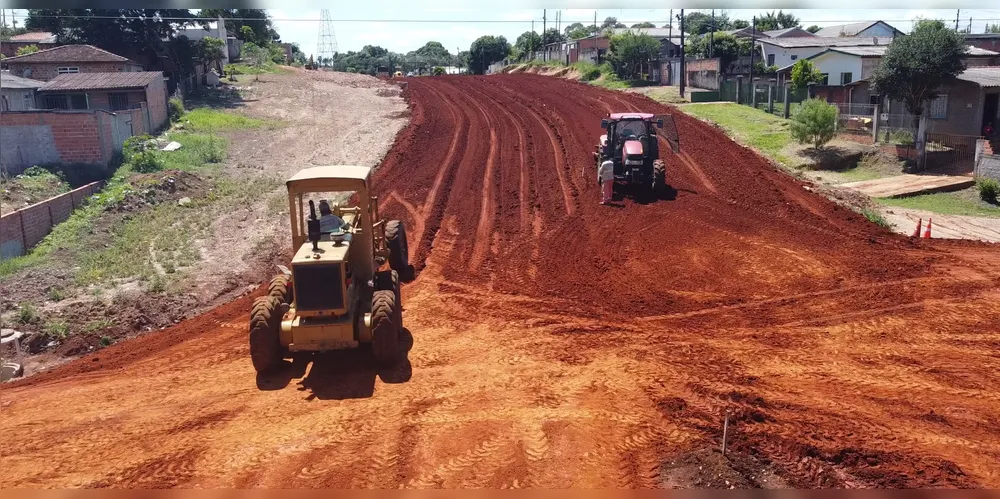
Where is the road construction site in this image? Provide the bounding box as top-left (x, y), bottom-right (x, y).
top-left (2, 74), bottom-right (1000, 488)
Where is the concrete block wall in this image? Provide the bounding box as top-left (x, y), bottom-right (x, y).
top-left (977, 154), bottom-right (1000, 181)
top-left (0, 181), bottom-right (103, 260)
top-left (0, 110), bottom-right (118, 173)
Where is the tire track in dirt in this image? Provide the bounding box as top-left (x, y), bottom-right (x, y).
top-left (4, 74), bottom-right (1000, 489)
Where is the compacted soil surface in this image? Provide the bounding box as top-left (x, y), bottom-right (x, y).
top-left (2, 75), bottom-right (999, 488)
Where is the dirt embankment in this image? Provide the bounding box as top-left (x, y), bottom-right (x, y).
top-left (2, 74), bottom-right (999, 488)
top-left (0, 68), bottom-right (407, 372)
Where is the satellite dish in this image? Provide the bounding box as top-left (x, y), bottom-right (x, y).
top-left (22, 68), bottom-right (32, 78)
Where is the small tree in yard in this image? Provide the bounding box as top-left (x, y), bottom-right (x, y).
top-left (790, 59), bottom-right (824, 90)
top-left (16, 44), bottom-right (39, 56)
top-left (870, 20), bottom-right (967, 171)
top-left (607, 31), bottom-right (660, 80)
top-left (241, 42), bottom-right (269, 81)
top-left (790, 98), bottom-right (838, 150)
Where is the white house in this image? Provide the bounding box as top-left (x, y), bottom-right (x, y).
top-left (778, 44), bottom-right (1000, 87)
top-left (0, 70), bottom-right (43, 111)
top-left (812, 21), bottom-right (903, 38)
top-left (174, 17), bottom-right (232, 66)
top-left (758, 36), bottom-right (895, 70)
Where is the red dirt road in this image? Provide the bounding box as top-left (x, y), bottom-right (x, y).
top-left (3, 75), bottom-right (1000, 488)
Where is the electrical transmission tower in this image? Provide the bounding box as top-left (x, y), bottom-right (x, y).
top-left (317, 9), bottom-right (339, 65)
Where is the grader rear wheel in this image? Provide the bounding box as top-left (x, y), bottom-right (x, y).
top-left (249, 296), bottom-right (282, 373)
top-left (371, 289), bottom-right (400, 365)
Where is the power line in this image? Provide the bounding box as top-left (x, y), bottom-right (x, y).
top-left (11, 13), bottom-right (1000, 24)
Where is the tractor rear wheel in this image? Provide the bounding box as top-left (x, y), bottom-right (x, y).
top-left (386, 220), bottom-right (408, 274)
top-left (371, 289), bottom-right (400, 365)
top-left (268, 274), bottom-right (293, 305)
top-left (249, 296), bottom-right (282, 373)
top-left (652, 160), bottom-right (666, 196)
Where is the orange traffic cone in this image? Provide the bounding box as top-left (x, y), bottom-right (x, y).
top-left (923, 218), bottom-right (933, 238)
top-left (911, 218), bottom-right (922, 238)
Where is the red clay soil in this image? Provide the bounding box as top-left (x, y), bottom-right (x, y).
top-left (2, 75), bottom-right (1000, 488)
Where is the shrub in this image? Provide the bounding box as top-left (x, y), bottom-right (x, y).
top-left (123, 134), bottom-right (156, 162)
top-left (43, 321), bottom-right (70, 339)
top-left (99, 335), bottom-right (114, 347)
top-left (790, 98), bottom-right (838, 149)
top-left (17, 303), bottom-right (39, 325)
top-left (887, 129), bottom-right (914, 145)
top-left (130, 150), bottom-right (164, 173)
top-left (168, 97), bottom-right (184, 123)
top-left (47, 287), bottom-right (65, 302)
top-left (977, 177), bottom-right (999, 204)
top-left (432, 66), bottom-right (445, 76)
top-left (20, 165), bottom-right (49, 177)
top-left (573, 62), bottom-right (602, 81)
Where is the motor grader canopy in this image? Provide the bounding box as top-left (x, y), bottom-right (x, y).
top-left (286, 165), bottom-right (371, 194)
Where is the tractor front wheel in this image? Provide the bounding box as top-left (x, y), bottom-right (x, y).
top-left (249, 296), bottom-right (282, 373)
top-left (386, 220), bottom-right (408, 275)
top-left (652, 160), bottom-right (666, 197)
top-left (371, 290), bottom-right (401, 365)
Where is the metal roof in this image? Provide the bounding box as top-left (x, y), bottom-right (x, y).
top-left (38, 71), bottom-right (164, 92)
top-left (812, 21), bottom-right (902, 38)
top-left (0, 70), bottom-right (44, 89)
top-left (8, 31), bottom-right (57, 43)
top-left (758, 36), bottom-right (895, 48)
top-left (286, 166), bottom-right (372, 184)
top-left (2, 44), bottom-right (134, 64)
top-left (956, 67), bottom-right (1000, 88)
top-left (828, 45), bottom-right (998, 57)
top-left (608, 27), bottom-right (687, 42)
top-left (762, 27), bottom-right (815, 38)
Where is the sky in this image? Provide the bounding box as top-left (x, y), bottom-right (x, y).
top-left (4, 7), bottom-right (1000, 59)
top-left (265, 7), bottom-right (1000, 58)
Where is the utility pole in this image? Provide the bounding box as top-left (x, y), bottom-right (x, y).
top-left (531, 20), bottom-right (535, 60)
top-left (594, 11), bottom-right (597, 30)
top-left (955, 10), bottom-right (960, 31)
top-left (668, 9), bottom-right (673, 56)
top-left (543, 9), bottom-right (547, 62)
top-left (679, 9), bottom-right (685, 98)
top-left (710, 9), bottom-right (715, 58)
top-left (968, 17), bottom-right (972, 34)
top-left (750, 16), bottom-right (756, 85)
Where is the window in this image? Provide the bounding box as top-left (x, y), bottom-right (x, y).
top-left (57, 67), bottom-right (80, 74)
top-left (108, 93), bottom-right (130, 111)
top-left (819, 73), bottom-right (829, 85)
top-left (840, 72), bottom-right (853, 85)
top-left (767, 54), bottom-right (775, 66)
top-left (869, 94), bottom-right (879, 105)
top-left (929, 94), bottom-right (948, 119)
top-left (23, 92), bottom-right (34, 110)
top-left (70, 94), bottom-right (88, 109)
top-left (790, 55), bottom-right (798, 61)
top-left (44, 94), bottom-right (69, 109)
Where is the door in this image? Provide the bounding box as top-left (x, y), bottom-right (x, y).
top-left (111, 112), bottom-right (135, 151)
top-left (670, 61), bottom-right (680, 86)
top-left (983, 93), bottom-right (999, 137)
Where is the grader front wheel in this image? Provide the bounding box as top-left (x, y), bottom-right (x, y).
top-left (249, 296), bottom-right (282, 373)
top-left (385, 220), bottom-right (408, 274)
top-left (268, 274), bottom-right (293, 304)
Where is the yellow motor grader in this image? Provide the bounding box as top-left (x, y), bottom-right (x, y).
top-left (249, 165), bottom-right (408, 373)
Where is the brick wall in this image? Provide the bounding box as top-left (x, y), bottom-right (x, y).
top-left (0, 181), bottom-right (103, 260)
top-left (685, 58), bottom-right (721, 91)
top-left (0, 110), bottom-right (117, 171)
top-left (5, 61), bottom-right (141, 81)
top-left (144, 77), bottom-right (168, 131)
top-left (85, 90), bottom-right (148, 112)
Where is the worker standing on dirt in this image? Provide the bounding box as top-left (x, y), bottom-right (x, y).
top-left (598, 160), bottom-right (614, 205)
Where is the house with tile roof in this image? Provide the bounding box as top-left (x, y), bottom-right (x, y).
top-left (0, 31), bottom-right (58, 58)
top-left (1, 44), bottom-right (143, 81)
top-left (35, 71), bottom-right (169, 131)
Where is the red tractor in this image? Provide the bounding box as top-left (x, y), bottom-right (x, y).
top-left (593, 113), bottom-right (678, 196)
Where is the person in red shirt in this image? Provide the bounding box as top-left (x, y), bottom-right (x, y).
top-left (985, 122), bottom-right (995, 138)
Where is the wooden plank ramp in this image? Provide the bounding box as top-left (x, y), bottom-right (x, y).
top-left (839, 174), bottom-right (975, 198)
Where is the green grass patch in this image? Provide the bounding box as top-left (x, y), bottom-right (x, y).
top-left (876, 188), bottom-right (1000, 218)
top-left (635, 86), bottom-right (690, 104)
top-left (181, 108), bottom-right (272, 132)
top-left (860, 207), bottom-right (891, 228)
top-left (1, 167), bottom-right (71, 212)
top-left (680, 103), bottom-right (794, 166)
top-left (157, 133), bottom-right (228, 171)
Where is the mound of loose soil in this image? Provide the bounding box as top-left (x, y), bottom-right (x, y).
top-left (110, 170), bottom-right (208, 212)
